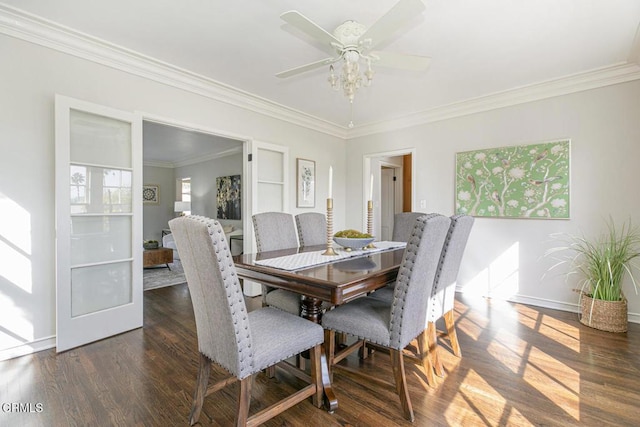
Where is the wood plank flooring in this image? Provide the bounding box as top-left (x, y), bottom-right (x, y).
top-left (2, 283), bottom-right (640, 426)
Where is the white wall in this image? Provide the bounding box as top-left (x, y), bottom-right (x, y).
top-left (174, 152), bottom-right (244, 229)
top-left (0, 34), bottom-right (346, 359)
top-left (346, 80), bottom-right (640, 319)
top-left (142, 166), bottom-right (175, 242)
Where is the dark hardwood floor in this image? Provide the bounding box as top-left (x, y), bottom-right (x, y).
top-left (2, 283), bottom-right (640, 426)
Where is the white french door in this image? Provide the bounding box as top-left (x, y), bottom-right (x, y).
top-left (243, 140), bottom-right (289, 296)
top-left (55, 95), bottom-right (143, 352)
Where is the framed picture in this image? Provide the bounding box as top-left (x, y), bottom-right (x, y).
top-left (455, 139), bottom-right (570, 219)
top-left (143, 184), bottom-right (159, 204)
top-left (216, 175), bottom-right (241, 220)
top-left (296, 158), bottom-right (315, 208)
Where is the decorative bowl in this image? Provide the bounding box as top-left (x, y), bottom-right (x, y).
top-left (333, 237), bottom-right (375, 251)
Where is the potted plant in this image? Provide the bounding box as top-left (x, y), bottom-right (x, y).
top-left (546, 218), bottom-right (640, 332)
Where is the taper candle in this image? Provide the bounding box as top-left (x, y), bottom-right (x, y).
top-left (328, 166), bottom-right (333, 199)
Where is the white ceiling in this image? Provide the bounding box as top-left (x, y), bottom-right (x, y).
top-left (3, 0), bottom-right (640, 134)
top-left (142, 121), bottom-right (242, 165)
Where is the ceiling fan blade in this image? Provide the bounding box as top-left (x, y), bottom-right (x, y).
top-left (370, 51), bottom-right (431, 71)
top-left (281, 11), bottom-right (342, 49)
top-left (360, 0), bottom-right (426, 50)
top-left (276, 57), bottom-right (340, 79)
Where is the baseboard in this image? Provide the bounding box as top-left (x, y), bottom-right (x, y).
top-left (461, 288), bottom-right (640, 325)
top-left (0, 336), bottom-right (55, 361)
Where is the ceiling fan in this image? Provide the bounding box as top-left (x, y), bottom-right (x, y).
top-left (276, 0), bottom-right (431, 111)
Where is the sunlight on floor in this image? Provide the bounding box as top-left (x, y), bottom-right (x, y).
top-left (518, 305), bottom-right (580, 352)
top-left (447, 290), bottom-right (588, 424)
top-left (455, 307), bottom-right (489, 342)
top-left (487, 336), bottom-right (580, 416)
top-left (524, 346), bottom-right (580, 419)
top-left (444, 368), bottom-right (528, 425)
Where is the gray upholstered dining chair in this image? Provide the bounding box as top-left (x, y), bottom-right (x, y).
top-left (366, 211), bottom-right (424, 305)
top-left (168, 215), bottom-right (325, 426)
top-left (391, 212), bottom-right (426, 242)
top-left (371, 214), bottom-right (475, 380)
top-left (295, 212), bottom-right (327, 247)
top-left (252, 212), bottom-right (301, 315)
top-left (321, 214), bottom-right (451, 422)
top-left (424, 214), bottom-right (474, 375)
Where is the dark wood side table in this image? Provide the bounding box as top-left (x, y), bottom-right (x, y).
top-left (143, 247), bottom-right (173, 270)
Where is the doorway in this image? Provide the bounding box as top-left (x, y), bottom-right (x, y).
top-left (141, 115), bottom-right (290, 297)
top-left (380, 166), bottom-right (399, 240)
top-left (142, 118), bottom-right (247, 245)
top-left (363, 149), bottom-right (415, 239)
top-left (141, 117), bottom-right (248, 296)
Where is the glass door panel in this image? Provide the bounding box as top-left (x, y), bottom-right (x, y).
top-left (70, 109), bottom-right (132, 168)
top-left (257, 149), bottom-right (284, 183)
top-left (256, 182), bottom-right (284, 212)
top-left (71, 262), bottom-right (132, 317)
top-left (70, 166), bottom-right (132, 214)
top-left (70, 216), bottom-right (132, 265)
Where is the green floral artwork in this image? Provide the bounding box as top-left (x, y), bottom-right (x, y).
top-left (455, 140), bottom-right (570, 218)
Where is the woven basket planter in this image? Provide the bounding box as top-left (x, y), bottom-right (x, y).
top-left (579, 293), bottom-right (628, 333)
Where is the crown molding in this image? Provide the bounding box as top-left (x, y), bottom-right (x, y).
top-left (143, 146), bottom-right (242, 169)
top-left (0, 5), bottom-right (348, 139)
top-left (348, 62), bottom-right (640, 138)
top-left (172, 147), bottom-right (243, 168)
top-left (143, 160), bottom-right (174, 168)
top-left (2, 4), bottom-right (639, 141)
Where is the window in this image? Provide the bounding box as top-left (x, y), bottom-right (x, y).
top-left (178, 177), bottom-right (191, 215)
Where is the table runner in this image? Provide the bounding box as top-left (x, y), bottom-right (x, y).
top-left (254, 241), bottom-right (406, 271)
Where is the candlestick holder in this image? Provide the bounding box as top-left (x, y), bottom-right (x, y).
top-left (322, 198), bottom-right (337, 256)
top-left (366, 200), bottom-right (376, 249)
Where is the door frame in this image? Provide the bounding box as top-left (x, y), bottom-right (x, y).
top-left (139, 114), bottom-right (291, 297)
top-left (139, 113), bottom-right (252, 254)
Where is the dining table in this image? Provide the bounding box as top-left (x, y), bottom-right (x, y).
top-left (232, 241), bottom-right (407, 412)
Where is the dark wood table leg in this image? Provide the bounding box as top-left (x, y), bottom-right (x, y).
top-left (300, 296), bottom-right (338, 412)
top-left (301, 296), bottom-right (324, 323)
top-left (320, 351), bottom-right (338, 413)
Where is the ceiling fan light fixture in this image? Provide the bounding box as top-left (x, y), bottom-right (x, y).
top-left (328, 65), bottom-right (339, 89)
top-left (328, 59), bottom-right (367, 101)
top-left (344, 49), bottom-right (360, 63)
top-left (363, 59), bottom-right (374, 86)
top-left (278, 0), bottom-right (430, 128)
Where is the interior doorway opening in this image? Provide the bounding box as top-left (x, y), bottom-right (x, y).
top-left (140, 116), bottom-right (252, 297)
top-left (141, 117), bottom-right (249, 250)
top-left (363, 149), bottom-right (415, 240)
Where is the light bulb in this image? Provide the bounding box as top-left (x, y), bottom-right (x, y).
top-left (365, 69), bottom-right (374, 82)
top-left (345, 50), bottom-right (359, 63)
